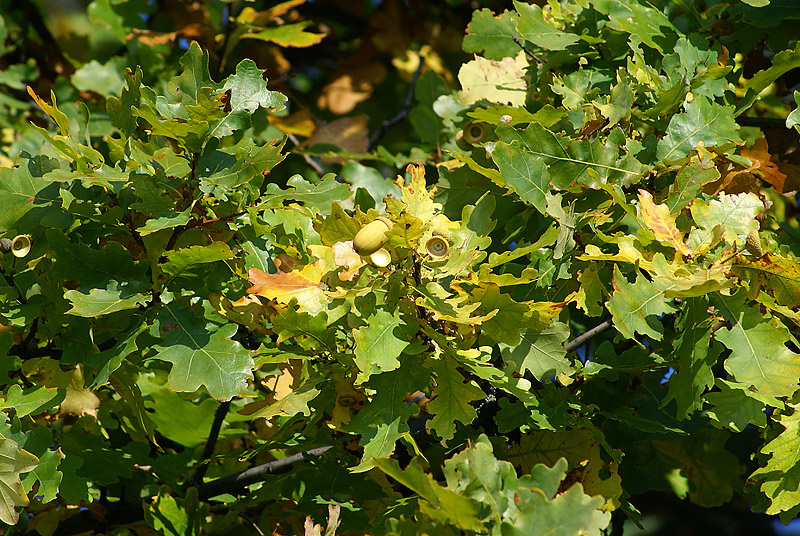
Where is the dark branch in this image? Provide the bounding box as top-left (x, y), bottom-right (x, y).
top-left (192, 400), bottom-right (232, 483)
top-left (735, 116), bottom-right (791, 130)
top-left (512, 36), bottom-right (545, 64)
top-left (196, 445), bottom-right (333, 499)
top-left (368, 59), bottom-right (425, 150)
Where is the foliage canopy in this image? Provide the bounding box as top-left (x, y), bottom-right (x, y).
top-left (0, 0), bottom-right (800, 534)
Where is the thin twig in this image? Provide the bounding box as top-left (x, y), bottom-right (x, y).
top-left (196, 445), bottom-right (333, 499)
top-left (368, 58), bottom-right (425, 150)
top-left (288, 133), bottom-right (324, 175)
top-left (192, 400), bottom-right (232, 483)
top-left (512, 36), bottom-right (545, 64)
top-left (564, 319), bottom-right (613, 353)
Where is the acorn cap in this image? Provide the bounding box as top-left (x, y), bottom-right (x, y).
top-left (425, 236), bottom-right (449, 258)
top-left (10, 235), bottom-right (31, 258)
top-left (462, 120), bottom-right (488, 145)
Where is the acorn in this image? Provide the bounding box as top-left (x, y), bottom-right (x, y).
top-left (353, 217), bottom-right (392, 256)
top-left (425, 235), bottom-right (450, 259)
top-left (369, 248), bottom-right (392, 268)
top-left (745, 229), bottom-right (763, 257)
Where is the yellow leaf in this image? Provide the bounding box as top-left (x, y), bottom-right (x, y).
top-left (638, 190), bottom-right (690, 257)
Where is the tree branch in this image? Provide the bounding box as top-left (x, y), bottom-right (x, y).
top-left (192, 400), bottom-right (232, 483)
top-left (196, 445), bottom-right (333, 499)
top-left (368, 59), bottom-right (425, 150)
top-left (564, 319), bottom-right (613, 353)
top-left (735, 116), bottom-right (791, 130)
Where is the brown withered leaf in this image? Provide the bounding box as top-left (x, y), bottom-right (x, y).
top-left (317, 63), bottom-right (387, 115)
top-left (740, 137), bottom-right (787, 192)
top-left (247, 261), bottom-right (327, 313)
top-left (332, 240), bottom-right (365, 281)
top-left (126, 24), bottom-right (206, 46)
top-left (300, 115), bottom-right (369, 163)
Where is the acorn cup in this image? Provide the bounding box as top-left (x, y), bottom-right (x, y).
top-left (0, 235), bottom-right (31, 258)
top-left (425, 231), bottom-right (451, 260)
top-left (455, 120), bottom-right (489, 150)
top-left (462, 120), bottom-right (488, 145)
top-left (369, 248), bottom-right (392, 268)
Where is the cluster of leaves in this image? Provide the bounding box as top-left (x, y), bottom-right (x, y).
top-left (1, 0), bottom-right (800, 534)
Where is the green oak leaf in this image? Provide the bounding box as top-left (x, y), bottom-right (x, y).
top-left (656, 96), bottom-right (742, 162)
top-left (688, 192), bottom-right (762, 249)
top-left (663, 298), bottom-right (720, 419)
top-left (153, 304), bottom-right (253, 400)
top-left (22, 448), bottom-right (63, 504)
top-left (371, 457), bottom-right (483, 531)
top-left (594, 73), bottom-right (633, 127)
top-left (353, 308), bottom-right (418, 381)
top-left (442, 435), bottom-right (517, 514)
top-left (1, 385), bottom-right (65, 418)
top-left (0, 158), bottom-right (51, 230)
top-left (607, 265), bottom-right (677, 341)
top-left (170, 42), bottom-right (219, 105)
top-left (704, 379), bottom-right (778, 432)
top-left (497, 123), bottom-right (646, 188)
top-left (160, 242), bottom-right (234, 281)
top-left (513, 0), bottom-right (579, 50)
top-left (739, 42), bottom-right (800, 115)
top-left (145, 491), bottom-right (189, 536)
top-left (492, 140), bottom-right (549, 214)
top-left (750, 403), bottom-right (800, 514)
top-left (270, 306), bottom-right (335, 352)
top-left (197, 138), bottom-right (284, 193)
top-left (260, 173), bottom-right (351, 211)
top-left (47, 230), bottom-right (147, 287)
top-left (593, 0), bottom-right (678, 54)
top-left (665, 155), bottom-right (721, 213)
top-left (347, 364), bottom-right (427, 468)
top-left (500, 321), bottom-right (572, 381)
top-left (425, 355), bottom-right (485, 441)
top-left (137, 208), bottom-right (192, 235)
top-left (462, 8), bottom-right (520, 60)
top-left (439, 194), bottom-right (496, 277)
top-left (712, 290), bottom-right (800, 398)
top-left (65, 281), bottom-right (148, 318)
top-left (505, 483), bottom-right (610, 536)
top-left (209, 59), bottom-right (287, 138)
